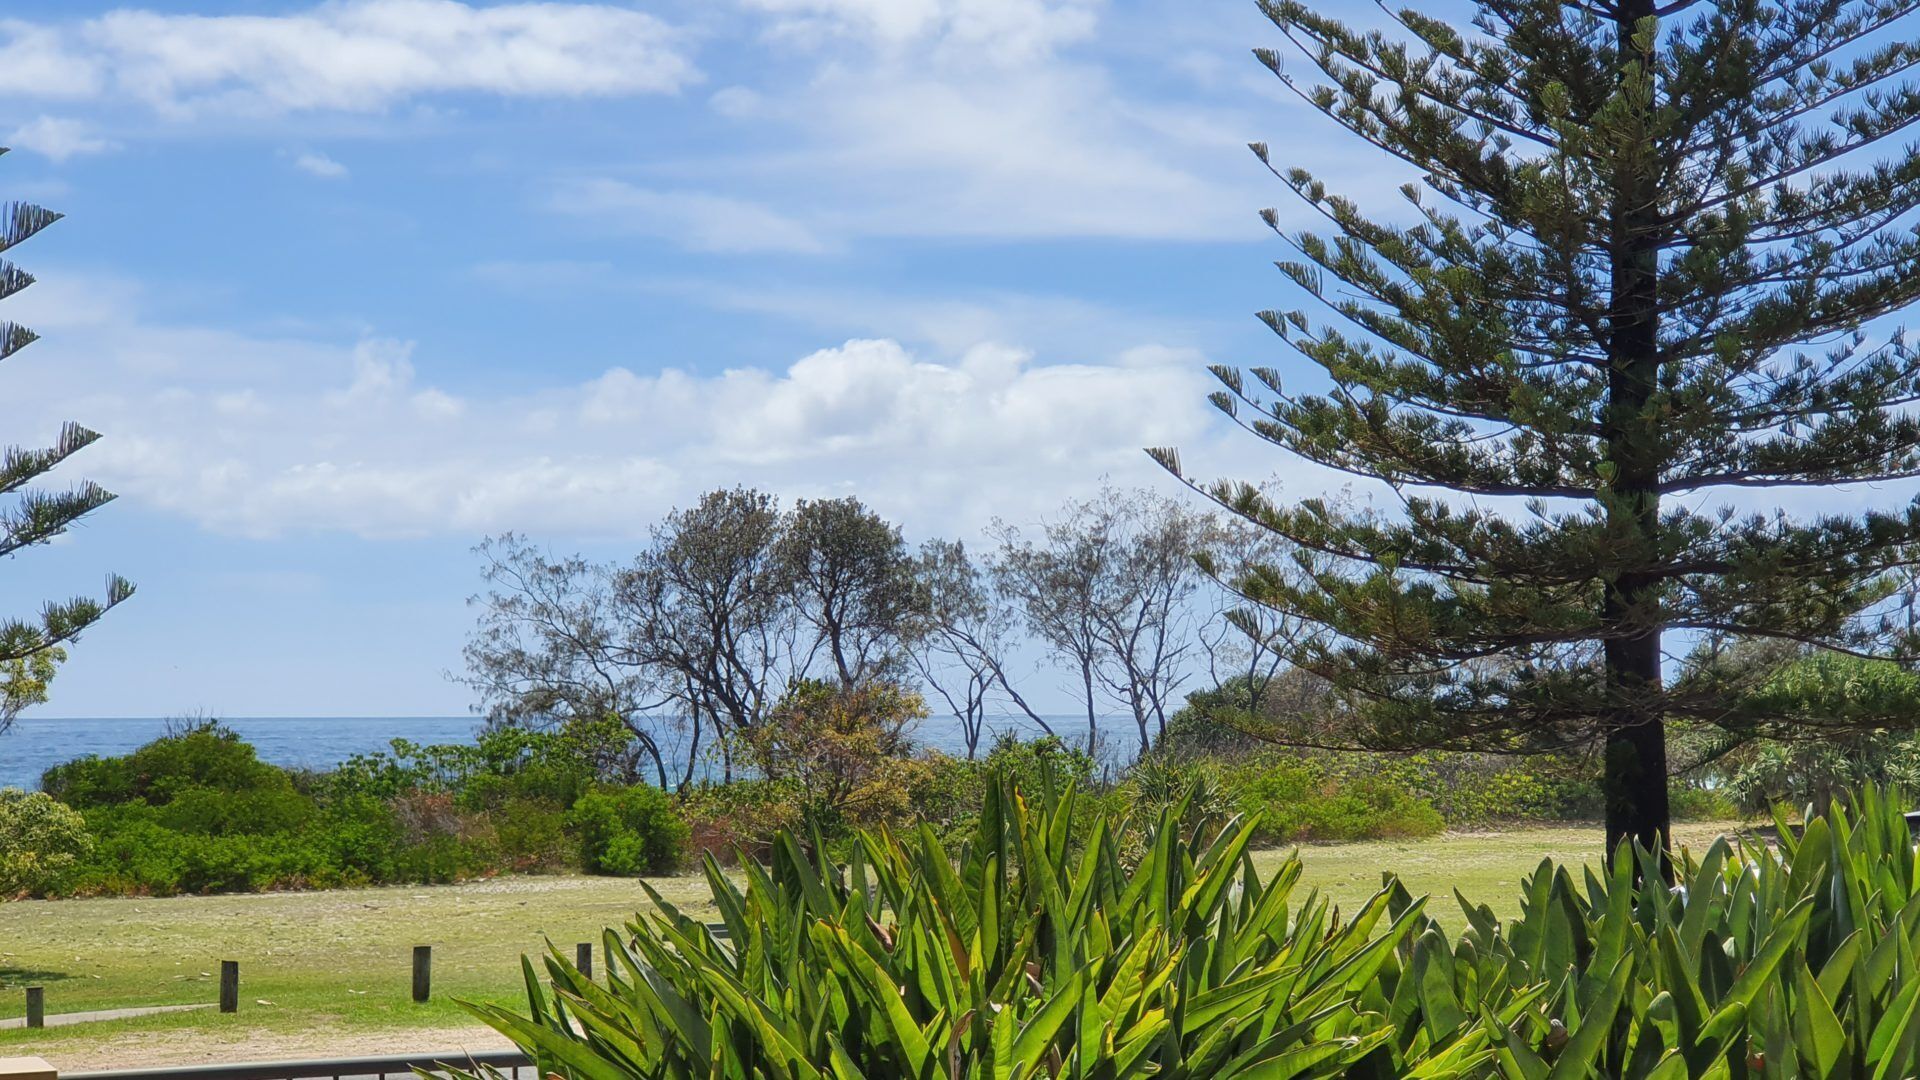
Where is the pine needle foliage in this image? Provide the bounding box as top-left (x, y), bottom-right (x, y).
top-left (1156, 0), bottom-right (1920, 856)
top-left (0, 148), bottom-right (130, 732)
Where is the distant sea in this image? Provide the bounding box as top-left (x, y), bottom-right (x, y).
top-left (0, 714), bottom-right (1118, 791)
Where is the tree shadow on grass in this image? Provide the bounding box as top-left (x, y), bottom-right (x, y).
top-left (0, 967), bottom-right (74, 987)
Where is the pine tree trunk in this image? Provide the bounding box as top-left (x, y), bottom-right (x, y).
top-left (1605, 661), bottom-right (1666, 853)
top-left (1602, 0), bottom-right (1672, 870)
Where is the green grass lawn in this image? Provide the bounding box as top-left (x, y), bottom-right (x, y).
top-left (1254, 819), bottom-right (1738, 923)
top-left (0, 821), bottom-right (1740, 1069)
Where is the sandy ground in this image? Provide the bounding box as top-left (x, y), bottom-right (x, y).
top-left (48, 1024), bottom-right (517, 1073)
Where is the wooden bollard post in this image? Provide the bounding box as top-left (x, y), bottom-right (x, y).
top-left (219, 960), bottom-right (238, 1013)
top-left (22, 987), bottom-right (41, 1029)
top-left (576, 942), bottom-right (592, 979)
top-left (412, 945), bottom-right (431, 1003)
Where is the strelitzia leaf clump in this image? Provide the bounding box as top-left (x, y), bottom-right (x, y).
top-left (451, 782), bottom-right (1920, 1079)
top-left (1451, 785), bottom-right (1920, 1078)
top-left (453, 773), bottom-right (1498, 1078)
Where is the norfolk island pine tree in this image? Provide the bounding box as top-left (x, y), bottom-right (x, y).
top-left (1153, 0), bottom-right (1920, 863)
top-left (0, 148), bottom-right (131, 731)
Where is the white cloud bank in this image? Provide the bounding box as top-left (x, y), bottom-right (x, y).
top-left (5, 115), bottom-right (119, 161)
top-left (744, 0), bottom-right (1101, 59)
top-left (4, 275), bottom-right (1226, 540)
top-left (549, 179), bottom-right (829, 255)
top-left (0, 1), bottom-right (695, 117)
top-left (678, 0), bottom-right (1268, 245)
top-left (0, 0), bottom-right (1295, 246)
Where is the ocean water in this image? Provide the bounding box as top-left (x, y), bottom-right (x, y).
top-left (0, 713), bottom-right (1118, 791)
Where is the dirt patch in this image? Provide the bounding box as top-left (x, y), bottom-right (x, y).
top-left (46, 1023), bottom-right (516, 1072)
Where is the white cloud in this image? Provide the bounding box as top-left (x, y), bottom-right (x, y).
top-left (744, 0), bottom-right (1100, 60)
top-left (707, 86), bottom-right (762, 118)
top-left (549, 179), bottom-right (829, 254)
top-left (3, 274), bottom-right (1235, 540)
top-left (291, 150), bottom-right (349, 179)
top-left (0, 21), bottom-right (102, 100)
top-left (651, 0), bottom-right (1270, 245)
top-left (469, 260), bottom-right (1230, 360)
top-left (6, 116), bottom-right (118, 162)
top-left (326, 338), bottom-right (469, 419)
top-left (799, 65), bottom-right (1256, 241)
top-left (0, 1), bottom-right (696, 117)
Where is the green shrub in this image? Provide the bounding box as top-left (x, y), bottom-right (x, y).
top-left (73, 811), bottom-right (264, 894)
top-left (306, 793), bottom-right (404, 884)
top-left (1667, 781), bottom-right (1739, 821)
top-left (679, 779), bottom-right (803, 866)
top-left (0, 788), bottom-right (92, 896)
top-left (44, 722), bottom-right (290, 808)
top-left (565, 786), bottom-right (688, 876)
top-left (491, 796), bottom-right (570, 871)
top-left (1717, 732), bottom-right (1920, 816)
top-left (1208, 752), bottom-right (1446, 843)
top-left (980, 731), bottom-right (1097, 791)
top-left (155, 785), bottom-right (315, 836)
top-left (320, 718), bottom-right (633, 810)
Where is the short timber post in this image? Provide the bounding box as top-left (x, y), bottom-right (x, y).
top-left (412, 945), bottom-right (431, 1003)
top-left (219, 961), bottom-right (238, 1013)
top-left (576, 942), bottom-right (592, 979)
top-left (22, 988), bottom-right (41, 1030)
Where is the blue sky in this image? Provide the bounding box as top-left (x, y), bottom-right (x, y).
top-left (0, 0), bottom-right (1378, 717)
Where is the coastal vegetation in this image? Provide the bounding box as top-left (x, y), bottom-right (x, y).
top-left (11, 0), bottom-right (1920, 1073)
top-left (467, 777), bottom-right (1920, 1079)
top-left (1, 704), bottom-right (1747, 900)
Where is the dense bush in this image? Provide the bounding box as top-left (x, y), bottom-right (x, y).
top-left (1716, 730), bottom-right (1920, 815)
top-left (463, 781), bottom-right (1920, 1080)
top-left (1156, 670), bottom-right (1335, 758)
top-left (677, 778), bottom-right (803, 866)
top-left (35, 722), bottom-right (657, 897)
top-left (0, 788), bottom-right (91, 895)
top-left (318, 716), bottom-right (633, 809)
top-left (1222, 755), bottom-right (1446, 841)
top-left (11, 707), bottom-right (1747, 901)
top-left (1161, 680), bottom-right (1733, 831)
top-left (44, 722), bottom-right (292, 808)
top-left (565, 785), bottom-right (688, 876)
top-left (734, 678), bottom-right (930, 832)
